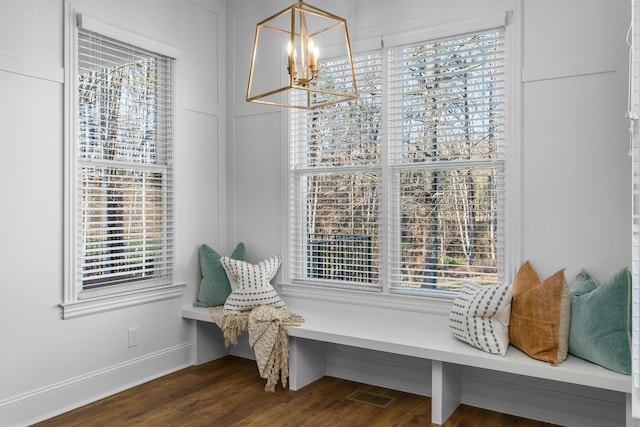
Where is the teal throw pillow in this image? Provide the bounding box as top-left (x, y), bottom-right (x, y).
top-left (568, 267), bottom-right (631, 374)
top-left (194, 243), bottom-right (246, 307)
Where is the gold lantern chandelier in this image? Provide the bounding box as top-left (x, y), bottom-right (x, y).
top-left (246, 1), bottom-right (358, 109)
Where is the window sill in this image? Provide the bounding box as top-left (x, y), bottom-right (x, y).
top-left (278, 282), bottom-right (454, 315)
top-left (59, 282), bottom-right (186, 319)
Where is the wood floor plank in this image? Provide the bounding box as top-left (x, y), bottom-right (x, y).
top-left (32, 356), bottom-right (559, 427)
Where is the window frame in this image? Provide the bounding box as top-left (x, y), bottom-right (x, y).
top-left (61, 3), bottom-right (184, 319)
top-left (282, 11), bottom-right (521, 312)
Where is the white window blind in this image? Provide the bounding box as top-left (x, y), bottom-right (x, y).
top-left (289, 27), bottom-right (507, 295)
top-left (75, 28), bottom-right (175, 291)
top-left (290, 51), bottom-right (383, 289)
top-left (388, 29), bottom-right (505, 293)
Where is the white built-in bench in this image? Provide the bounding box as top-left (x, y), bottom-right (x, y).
top-left (181, 299), bottom-right (632, 426)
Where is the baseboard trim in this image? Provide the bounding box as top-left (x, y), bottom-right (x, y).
top-left (2, 342), bottom-right (193, 427)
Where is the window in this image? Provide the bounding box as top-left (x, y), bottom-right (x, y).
top-left (290, 51), bottom-right (383, 291)
top-left (62, 9), bottom-right (183, 319)
top-left (388, 30), bottom-right (505, 294)
top-left (290, 26), bottom-right (506, 296)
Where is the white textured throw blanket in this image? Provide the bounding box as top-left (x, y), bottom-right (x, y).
top-left (208, 305), bottom-right (304, 392)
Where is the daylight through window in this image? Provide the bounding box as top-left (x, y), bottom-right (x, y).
top-left (290, 28), bottom-right (505, 294)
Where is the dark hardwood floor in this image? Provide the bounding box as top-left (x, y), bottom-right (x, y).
top-left (33, 356), bottom-right (559, 427)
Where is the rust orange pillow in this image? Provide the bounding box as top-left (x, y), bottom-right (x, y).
top-left (509, 261), bottom-right (570, 366)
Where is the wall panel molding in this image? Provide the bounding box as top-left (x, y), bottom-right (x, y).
top-left (522, 54), bottom-right (617, 83)
top-left (0, 52), bottom-right (64, 83)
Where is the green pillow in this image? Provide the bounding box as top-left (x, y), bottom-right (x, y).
top-left (568, 267), bottom-right (631, 374)
top-left (194, 243), bottom-right (246, 307)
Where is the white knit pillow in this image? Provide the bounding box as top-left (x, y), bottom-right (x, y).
top-left (220, 256), bottom-right (285, 311)
top-left (448, 282), bottom-right (513, 356)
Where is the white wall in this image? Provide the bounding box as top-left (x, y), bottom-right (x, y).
top-left (0, 0), bottom-right (226, 425)
top-left (522, 0), bottom-right (630, 282)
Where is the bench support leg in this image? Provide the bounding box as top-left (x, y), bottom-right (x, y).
top-left (431, 361), bottom-right (462, 425)
top-left (194, 321), bottom-right (228, 365)
top-left (288, 337), bottom-right (327, 390)
top-left (627, 393), bottom-right (639, 427)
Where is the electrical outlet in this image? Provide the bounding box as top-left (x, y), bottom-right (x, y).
top-left (128, 327), bottom-right (139, 348)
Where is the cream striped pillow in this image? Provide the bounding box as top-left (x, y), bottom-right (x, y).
top-left (449, 282), bottom-right (513, 356)
top-left (220, 256), bottom-right (285, 311)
